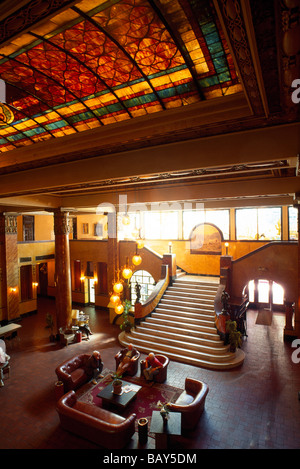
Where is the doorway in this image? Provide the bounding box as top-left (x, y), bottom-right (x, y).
top-left (247, 279), bottom-right (284, 310)
top-left (38, 263), bottom-right (48, 296)
top-left (88, 278), bottom-right (95, 304)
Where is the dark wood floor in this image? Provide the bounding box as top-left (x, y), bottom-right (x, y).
top-left (1, 296), bottom-right (300, 455)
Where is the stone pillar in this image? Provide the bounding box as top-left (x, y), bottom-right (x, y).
top-left (0, 214), bottom-right (19, 321)
top-left (54, 210), bottom-right (72, 332)
top-left (107, 212), bottom-right (118, 293)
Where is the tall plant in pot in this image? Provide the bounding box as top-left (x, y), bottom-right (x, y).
top-left (119, 300), bottom-right (134, 332)
top-left (226, 320), bottom-right (242, 352)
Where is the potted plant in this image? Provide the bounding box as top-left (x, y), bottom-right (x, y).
top-left (45, 313), bottom-right (55, 342)
top-left (120, 300), bottom-right (134, 332)
top-left (157, 400), bottom-right (171, 426)
top-left (111, 372), bottom-right (123, 394)
top-left (226, 320), bottom-right (242, 352)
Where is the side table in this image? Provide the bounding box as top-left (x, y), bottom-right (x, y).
top-left (150, 411), bottom-right (181, 449)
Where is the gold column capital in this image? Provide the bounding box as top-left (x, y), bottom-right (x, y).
top-left (53, 210), bottom-right (70, 236)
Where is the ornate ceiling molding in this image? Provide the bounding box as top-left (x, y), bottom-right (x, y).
top-left (0, 0), bottom-right (76, 46)
top-left (213, 0), bottom-right (265, 115)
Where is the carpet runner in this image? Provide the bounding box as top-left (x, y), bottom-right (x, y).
top-left (255, 309), bottom-right (273, 326)
top-left (77, 369), bottom-right (183, 437)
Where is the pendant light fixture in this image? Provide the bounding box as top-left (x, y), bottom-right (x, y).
top-left (122, 257), bottom-right (132, 280)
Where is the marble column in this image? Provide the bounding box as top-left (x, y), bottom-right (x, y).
top-left (54, 210), bottom-right (72, 332)
top-left (0, 213), bottom-right (19, 321)
top-left (107, 212), bottom-right (118, 292)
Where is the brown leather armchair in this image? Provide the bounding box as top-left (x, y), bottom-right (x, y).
top-left (55, 354), bottom-right (93, 392)
top-left (140, 354), bottom-right (169, 383)
top-left (115, 347), bottom-right (140, 376)
top-left (56, 390), bottom-right (136, 449)
top-left (168, 377), bottom-right (209, 430)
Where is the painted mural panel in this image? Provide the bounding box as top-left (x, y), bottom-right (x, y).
top-left (190, 222), bottom-right (223, 255)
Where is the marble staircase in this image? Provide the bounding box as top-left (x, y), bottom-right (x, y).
top-left (120, 275), bottom-right (245, 370)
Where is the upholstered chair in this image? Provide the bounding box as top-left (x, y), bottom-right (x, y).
top-left (115, 346), bottom-right (140, 376)
top-left (140, 354), bottom-right (169, 383)
top-left (168, 377), bottom-right (209, 430)
top-left (55, 354), bottom-right (92, 392)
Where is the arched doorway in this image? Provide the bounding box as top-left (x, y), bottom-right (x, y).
top-left (247, 279), bottom-right (285, 311)
top-left (245, 279), bottom-right (286, 328)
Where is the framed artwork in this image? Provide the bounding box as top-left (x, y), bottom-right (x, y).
top-left (82, 223), bottom-right (89, 234)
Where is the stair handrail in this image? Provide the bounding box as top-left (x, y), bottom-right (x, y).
top-left (134, 264), bottom-right (169, 323)
top-left (214, 284), bottom-right (226, 316)
top-left (142, 245), bottom-right (164, 259)
top-left (232, 240), bottom-right (297, 264)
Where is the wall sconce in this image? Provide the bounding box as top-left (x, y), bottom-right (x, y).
top-left (80, 276), bottom-right (85, 281)
top-left (10, 287), bottom-right (17, 293)
top-left (32, 282), bottom-right (39, 287)
top-left (225, 242), bottom-right (229, 255)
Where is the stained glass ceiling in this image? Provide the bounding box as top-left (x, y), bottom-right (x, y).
top-left (0, 0), bottom-right (242, 153)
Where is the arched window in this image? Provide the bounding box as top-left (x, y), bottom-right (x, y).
top-left (131, 270), bottom-right (155, 304)
top-left (247, 280), bottom-right (284, 307)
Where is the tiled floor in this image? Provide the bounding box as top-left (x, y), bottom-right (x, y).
top-left (1, 297), bottom-right (300, 451)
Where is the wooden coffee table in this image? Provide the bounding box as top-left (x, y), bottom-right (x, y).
top-left (97, 380), bottom-right (142, 409)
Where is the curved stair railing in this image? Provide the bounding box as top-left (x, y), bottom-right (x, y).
top-left (134, 264), bottom-right (169, 324)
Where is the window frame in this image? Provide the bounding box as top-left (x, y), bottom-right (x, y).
top-left (235, 206), bottom-right (282, 241)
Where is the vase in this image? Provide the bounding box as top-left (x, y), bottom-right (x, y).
top-left (112, 379), bottom-right (122, 394)
top-left (138, 418), bottom-right (148, 445)
top-left (54, 381), bottom-right (64, 401)
top-left (161, 412), bottom-right (168, 427)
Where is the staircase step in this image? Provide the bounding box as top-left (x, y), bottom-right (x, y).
top-left (157, 301), bottom-right (214, 314)
top-left (153, 308), bottom-right (215, 324)
top-left (155, 306), bottom-right (214, 318)
top-left (147, 315), bottom-right (217, 334)
top-left (163, 292), bottom-right (215, 305)
top-left (173, 280), bottom-right (219, 290)
top-left (168, 286), bottom-right (216, 298)
top-left (141, 321), bottom-right (221, 342)
top-left (132, 326), bottom-right (229, 353)
top-left (176, 270), bottom-right (186, 278)
top-left (130, 336), bottom-right (232, 363)
top-left (119, 331), bottom-right (245, 370)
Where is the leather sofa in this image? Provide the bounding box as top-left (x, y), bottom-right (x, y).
top-left (56, 390), bottom-right (136, 449)
top-left (168, 377), bottom-right (209, 430)
top-left (55, 354), bottom-right (93, 392)
top-left (140, 354), bottom-right (169, 383)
